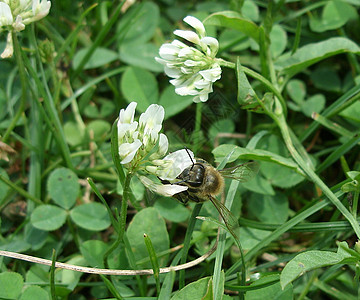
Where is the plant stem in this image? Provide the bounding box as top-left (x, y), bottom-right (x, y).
top-left (2, 33), bottom-right (27, 142)
top-left (193, 102), bottom-right (203, 154)
top-left (273, 100), bottom-right (360, 238)
top-left (103, 172), bottom-right (132, 268)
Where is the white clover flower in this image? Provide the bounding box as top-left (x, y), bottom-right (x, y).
top-left (0, 0), bottom-right (51, 58)
top-left (117, 103), bottom-right (167, 168)
top-left (117, 102), bottom-right (195, 197)
top-left (156, 16), bottom-right (222, 103)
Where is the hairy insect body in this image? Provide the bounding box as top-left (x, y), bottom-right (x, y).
top-left (176, 159), bottom-right (224, 203)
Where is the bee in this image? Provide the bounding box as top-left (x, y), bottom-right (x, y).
top-left (165, 150), bottom-right (259, 238)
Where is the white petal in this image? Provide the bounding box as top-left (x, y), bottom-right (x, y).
top-left (164, 66), bottom-right (182, 78)
top-left (119, 139), bottom-right (142, 164)
top-left (159, 43), bottom-right (180, 60)
top-left (178, 47), bottom-right (196, 58)
top-left (13, 15), bottom-right (25, 31)
top-left (192, 95), bottom-right (201, 103)
top-left (119, 102), bottom-right (137, 124)
top-left (139, 104), bottom-right (164, 136)
top-left (199, 66), bottom-right (221, 82)
top-left (158, 133), bottom-right (168, 157)
top-left (0, 32), bottom-right (13, 59)
top-left (194, 78), bottom-right (211, 89)
top-left (200, 37), bottom-right (219, 56)
top-left (0, 3), bottom-right (13, 26)
top-left (175, 86), bottom-right (198, 96)
top-left (199, 93), bottom-right (210, 102)
top-left (138, 175), bottom-right (188, 197)
top-left (158, 149), bottom-right (194, 180)
top-left (32, 0), bottom-right (51, 19)
top-left (174, 30), bottom-right (200, 45)
top-left (183, 16), bottom-right (205, 37)
top-left (118, 121), bottom-right (138, 140)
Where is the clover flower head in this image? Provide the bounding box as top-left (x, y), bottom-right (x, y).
top-left (0, 0), bottom-right (51, 58)
top-left (156, 15), bottom-right (222, 103)
top-left (117, 102), bottom-right (195, 197)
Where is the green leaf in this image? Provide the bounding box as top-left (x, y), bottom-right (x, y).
top-left (204, 11), bottom-right (260, 43)
top-left (242, 174), bottom-right (275, 195)
top-left (262, 161), bottom-right (305, 188)
top-left (270, 24), bottom-right (287, 58)
top-left (309, 0), bottom-right (358, 33)
top-left (236, 58), bottom-right (256, 106)
top-left (245, 274), bottom-right (293, 300)
top-left (158, 86), bottom-right (193, 119)
top-left (83, 99), bottom-right (115, 118)
top-left (171, 277), bottom-right (210, 300)
top-left (0, 272), bottom-right (23, 299)
top-left (286, 79), bottom-right (306, 104)
top-left (276, 37), bottom-right (360, 77)
top-left (126, 207), bottom-right (169, 268)
top-left (117, 2), bottom-right (159, 44)
top-left (120, 66), bottom-right (158, 112)
top-left (31, 205), bottom-right (67, 231)
top-left (64, 121), bottom-right (84, 146)
top-left (301, 94), bottom-right (325, 117)
top-left (310, 67), bottom-right (341, 92)
top-left (111, 278), bottom-right (136, 298)
top-left (20, 286), bottom-right (49, 300)
top-left (120, 42), bottom-right (163, 72)
top-left (154, 197), bottom-right (190, 223)
top-left (116, 175), bottom-right (145, 201)
top-left (72, 47), bottom-right (119, 70)
top-left (70, 202), bottom-right (110, 231)
top-left (280, 242), bottom-right (354, 289)
top-left (57, 255), bottom-right (87, 291)
top-left (213, 144), bottom-right (300, 171)
top-left (47, 168), bottom-right (80, 210)
top-left (340, 99), bottom-right (360, 122)
top-left (87, 120), bottom-right (111, 141)
top-left (248, 192), bottom-right (289, 223)
top-left (242, 0), bottom-right (259, 22)
top-left (239, 227), bottom-right (271, 250)
top-left (80, 240), bottom-right (109, 268)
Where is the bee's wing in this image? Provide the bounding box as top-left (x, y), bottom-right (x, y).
top-left (208, 196), bottom-right (239, 240)
top-left (219, 161), bottom-right (259, 182)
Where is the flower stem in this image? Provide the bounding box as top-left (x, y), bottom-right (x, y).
top-left (193, 102), bottom-right (203, 154)
top-left (2, 33), bottom-right (27, 142)
top-left (269, 99), bottom-right (360, 238)
top-left (103, 172), bottom-right (132, 269)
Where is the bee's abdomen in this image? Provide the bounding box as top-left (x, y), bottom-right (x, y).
top-left (204, 170), bottom-right (224, 196)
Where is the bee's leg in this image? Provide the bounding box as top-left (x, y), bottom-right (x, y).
top-left (173, 192), bottom-right (189, 205)
top-left (187, 193), bottom-right (201, 203)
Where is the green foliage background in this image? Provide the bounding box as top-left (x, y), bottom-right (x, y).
top-left (0, 0), bottom-right (360, 299)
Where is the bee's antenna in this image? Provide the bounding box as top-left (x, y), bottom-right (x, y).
top-left (185, 147), bottom-right (195, 170)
